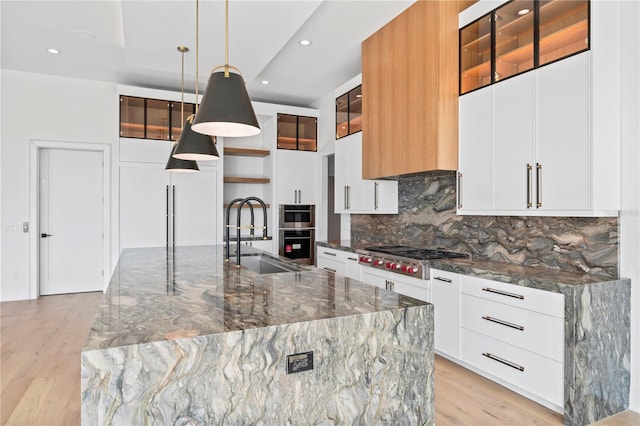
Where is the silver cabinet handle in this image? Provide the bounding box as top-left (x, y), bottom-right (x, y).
top-left (323, 267), bottom-right (336, 273)
top-left (346, 185), bottom-right (351, 210)
top-left (482, 316), bottom-right (524, 331)
top-left (172, 185), bottom-right (176, 247)
top-left (344, 186), bottom-right (348, 210)
top-left (165, 185), bottom-right (170, 247)
top-left (482, 352), bottom-right (525, 372)
top-left (374, 182), bottom-right (379, 210)
top-left (347, 257), bottom-right (358, 261)
top-left (434, 276), bottom-right (452, 283)
top-left (323, 251), bottom-right (337, 257)
top-left (297, 189), bottom-right (301, 204)
top-left (482, 287), bottom-right (524, 300)
top-left (536, 163), bottom-right (542, 208)
top-left (457, 172), bottom-right (463, 209)
top-left (526, 164), bottom-right (532, 208)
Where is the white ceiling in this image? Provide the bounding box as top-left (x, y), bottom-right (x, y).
top-left (1, 0), bottom-right (415, 107)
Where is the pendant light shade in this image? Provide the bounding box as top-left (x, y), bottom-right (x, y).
top-left (165, 143), bottom-right (199, 172)
top-left (173, 114), bottom-right (220, 160)
top-left (191, 0), bottom-right (260, 138)
top-left (192, 69), bottom-right (260, 137)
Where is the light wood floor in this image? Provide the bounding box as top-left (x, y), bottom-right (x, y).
top-left (1, 292), bottom-right (638, 425)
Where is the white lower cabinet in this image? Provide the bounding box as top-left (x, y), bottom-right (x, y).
top-left (317, 247), bottom-right (346, 275)
top-left (316, 247), bottom-right (361, 280)
top-left (361, 267), bottom-right (430, 302)
top-left (430, 270), bottom-right (460, 359)
top-left (430, 268), bottom-right (564, 412)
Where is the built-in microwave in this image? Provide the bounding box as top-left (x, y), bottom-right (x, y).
top-left (278, 204), bottom-right (315, 228)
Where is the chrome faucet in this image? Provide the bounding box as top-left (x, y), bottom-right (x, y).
top-left (225, 196), bottom-right (268, 266)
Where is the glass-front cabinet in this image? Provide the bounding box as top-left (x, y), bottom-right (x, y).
top-left (460, 0), bottom-right (589, 95)
top-left (335, 84), bottom-right (362, 139)
top-left (120, 95), bottom-right (195, 141)
top-left (277, 113), bottom-right (317, 152)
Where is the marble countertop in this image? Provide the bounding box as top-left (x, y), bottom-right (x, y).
top-left (83, 245), bottom-right (427, 352)
top-left (316, 241), bottom-right (621, 292)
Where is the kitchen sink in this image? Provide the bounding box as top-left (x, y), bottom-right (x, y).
top-left (239, 254), bottom-right (300, 275)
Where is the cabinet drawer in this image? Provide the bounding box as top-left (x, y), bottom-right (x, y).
top-left (460, 275), bottom-right (563, 318)
top-left (317, 256), bottom-right (345, 275)
top-left (317, 247), bottom-right (346, 261)
top-left (461, 294), bottom-right (564, 362)
top-left (460, 328), bottom-right (563, 408)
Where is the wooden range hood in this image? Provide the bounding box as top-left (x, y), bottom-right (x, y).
top-left (361, 0), bottom-right (474, 180)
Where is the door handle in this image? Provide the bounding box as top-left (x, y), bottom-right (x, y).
top-left (457, 172), bottom-right (463, 209)
top-left (41, 233), bottom-right (52, 238)
top-left (166, 185), bottom-right (169, 247)
top-left (526, 164), bottom-right (533, 208)
top-left (536, 163), bottom-right (542, 208)
top-left (374, 182), bottom-right (379, 210)
top-left (172, 185), bottom-right (176, 247)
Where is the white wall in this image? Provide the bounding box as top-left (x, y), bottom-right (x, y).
top-left (619, 0), bottom-right (640, 411)
top-left (0, 70), bottom-right (118, 301)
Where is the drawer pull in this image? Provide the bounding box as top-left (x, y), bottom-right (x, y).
top-left (322, 251), bottom-right (337, 257)
top-left (482, 287), bottom-right (524, 300)
top-left (434, 276), bottom-right (452, 283)
top-left (347, 257), bottom-right (358, 261)
top-left (482, 316), bottom-right (525, 331)
top-left (323, 267), bottom-right (336, 273)
top-left (482, 352), bottom-right (525, 372)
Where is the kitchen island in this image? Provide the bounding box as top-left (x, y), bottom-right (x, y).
top-left (81, 245), bottom-right (434, 425)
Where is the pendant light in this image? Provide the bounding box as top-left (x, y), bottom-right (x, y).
top-left (191, 0), bottom-right (260, 137)
top-left (173, 0), bottom-right (220, 161)
top-left (165, 46), bottom-right (200, 173)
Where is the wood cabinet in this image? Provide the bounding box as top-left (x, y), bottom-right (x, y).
top-left (334, 133), bottom-right (397, 214)
top-left (361, 0), bottom-right (463, 179)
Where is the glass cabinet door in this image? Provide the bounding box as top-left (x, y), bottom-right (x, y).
top-left (348, 85), bottom-right (362, 134)
top-left (494, 0), bottom-right (535, 82)
top-left (336, 93), bottom-right (349, 139)
top-left (538, 0), bottom-right (589, 66)
top-left (460, 13), bottom-right (492, 94)
top-left (171, 102), bottom-right (195, 141)
top-left (146, 99), bottom-right (170, 140)
top-left (297, 116), bottom-right (317, 151)
top-left (277, 113), bottom-right (298, 150)
top-left (120, 96), bottom-right (145, 138)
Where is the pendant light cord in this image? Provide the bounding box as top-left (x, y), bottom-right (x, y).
top-left (195, 0), bottom-right (199, 114)
top-left (181, 48), bottom-right (185, 125)
top-left (224, 0), bottom-right (229, 77)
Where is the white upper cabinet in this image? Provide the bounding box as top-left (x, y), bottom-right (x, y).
top-left (276, 149), bottom-right (317, 205)
top-left (458, 0), bottom-right (620, 217)
top-left (334, 75), bottom-right (398, 214)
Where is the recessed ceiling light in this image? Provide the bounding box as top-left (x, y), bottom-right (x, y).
top-left (47, 48), bottom-right (60, 54)
top-left (517, 8), bottom-right (531, 15)
top-left (299, 40), bottom-right (312, 46)
top-left (260, 80), bottom-right (270, 85)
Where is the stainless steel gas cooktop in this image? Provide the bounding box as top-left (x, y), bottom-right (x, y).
top-left (356, 245), bottom-right (469, 279)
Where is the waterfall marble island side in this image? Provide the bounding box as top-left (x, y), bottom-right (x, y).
top-left (81, 245), bottom-right (434, 425)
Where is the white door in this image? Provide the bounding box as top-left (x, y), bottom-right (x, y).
top-left (294, 151), bottom-right (317, 205)
top-left (39, 148), bottom-right (104, 295)
top-left (334, 139), bottom-right (350, 212)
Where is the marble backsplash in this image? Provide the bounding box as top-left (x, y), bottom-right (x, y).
top-left (351, 173), bottom-right (619, 278)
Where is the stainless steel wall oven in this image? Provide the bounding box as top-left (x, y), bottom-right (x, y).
top-left (278, 204), bottom-right (315, 264)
